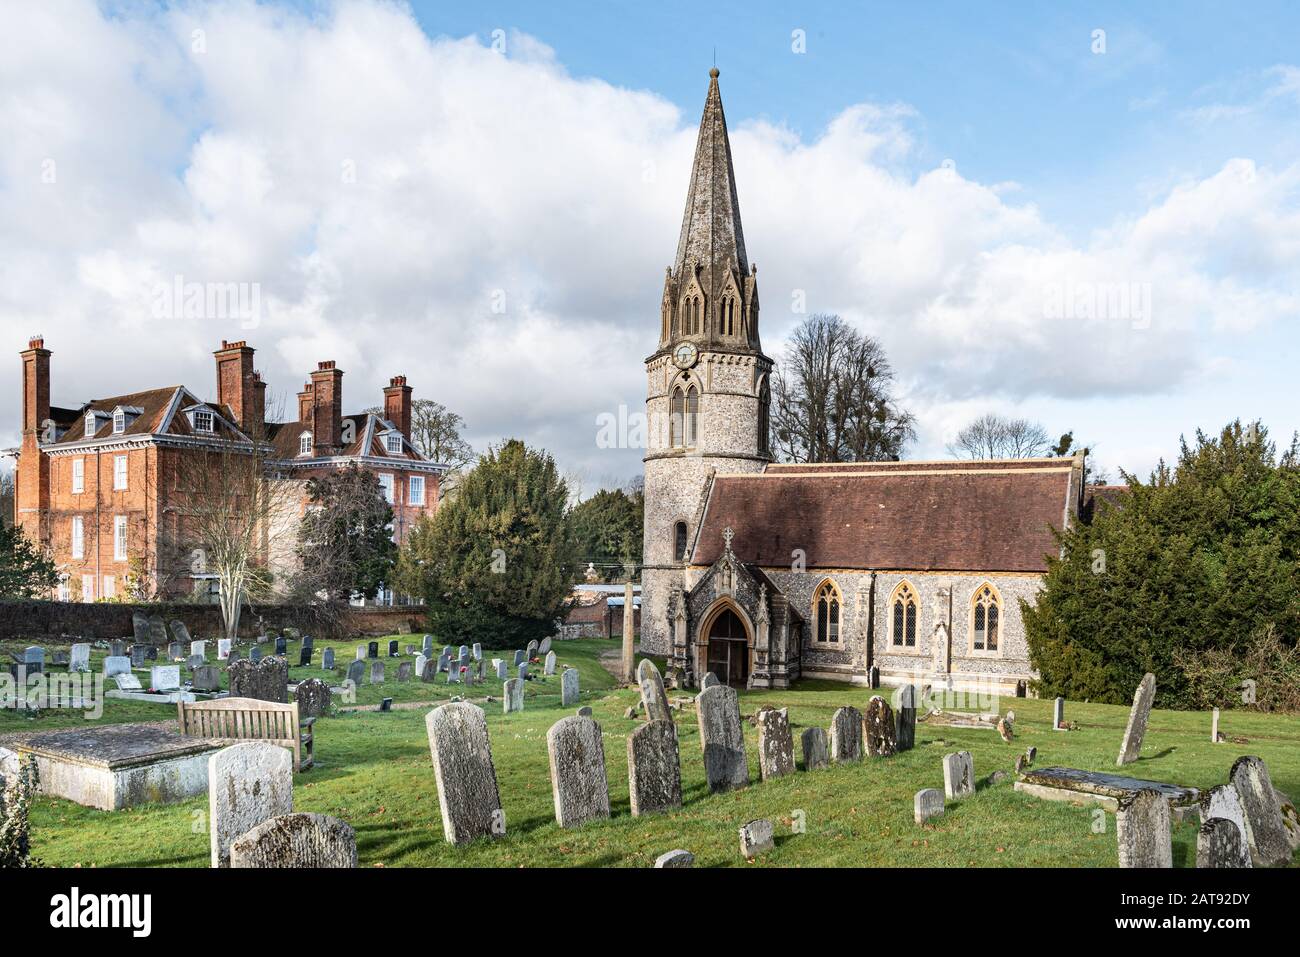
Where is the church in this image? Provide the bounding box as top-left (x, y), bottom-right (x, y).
top-left (640, 70), bottom-right (1089, 696)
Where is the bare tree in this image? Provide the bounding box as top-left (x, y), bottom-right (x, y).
top-left (771, 314), bottom-right (916, 462)
top-left (364, 398), bottom-right (474, 470)
top-left (948, 413), bottom-right (1052, 459)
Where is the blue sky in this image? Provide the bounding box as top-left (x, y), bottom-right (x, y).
top-left (4, 0), bottom-right (1300, 487)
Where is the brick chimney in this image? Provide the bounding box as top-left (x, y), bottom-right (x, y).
top-left (17, 336), bottom-right (52, 539)
top-left (296, 382), bottom-right (313, 423)
top-left (213, 339), bottom-right (257, 433)
top-left (383, 375), bottom-right (412, 441)
top-left (250, 370), bottom-right (267, 437)
top-left (309, 360), bottom-right (344, 454)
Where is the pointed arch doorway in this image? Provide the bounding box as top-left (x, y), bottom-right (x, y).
top-left (703, 605), bottom-right (751, 688)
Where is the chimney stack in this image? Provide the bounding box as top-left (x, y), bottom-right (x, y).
top-left (309, 360), bottom-right (344, 454)
top-left (17, 336), bottom-right (52, 540)
top-left (213, 340), bottom-right (257, 433)
top-left (383, 375), bottom-right (412, 441)
top-left (250, 370), bottom-right (266, 437)
top-left (296, 382), bottom-right (313, 424)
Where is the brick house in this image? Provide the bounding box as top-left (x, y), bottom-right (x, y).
top-left (11, 337), bottom-right (447, 603)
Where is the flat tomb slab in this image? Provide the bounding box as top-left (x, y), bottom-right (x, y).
top-left (1014, 766), bottom-right (1199, 812)
top-left (14, 723), bottom-right (220, 811)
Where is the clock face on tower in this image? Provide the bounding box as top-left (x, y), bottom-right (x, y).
top-left (672, 342), bottom-right (699, 369)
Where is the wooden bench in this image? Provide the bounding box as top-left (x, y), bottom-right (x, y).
top-left (177, 697), bottom-right (314, 772)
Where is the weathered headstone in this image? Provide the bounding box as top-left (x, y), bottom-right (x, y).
top-left (425, 702), bottom-right (504, 845)
top-left (356, 645), bottom-right (366, 660)
top-left (109, 640), bottom-right (126, 658)
top-left (699, 671), bottom-right (720, 690)
top-left (757, 707), bottom-right (795, 781)
top-left (166, 619), bottom-right (190, 646)
top-left (346, 660), bottom-right (365, 686)
top-left (1198, 817), bottom-right (1248, 869)
top-left (367, 641), bottom-right (378, 659)
top-left (414, 653), bottom-right (428, 677)
top-left (396, 661), bottom-right (412, 682)
top-left (369, 660), bottom-right (385, 684)
top-left (830, 706), bottom-right (864, 763)
top-left (1230, 755), bottom-right (1290, 867)
top-left (102, 655), bottom-right (130, 678)
top-left (1197, 784), bottom-right (1252, 868)
top-left (503, 678), bottom-right (523, 713)
top-left (547, 715), bottom-right (610, 828)
top-left (1116, 787), bottom-right (1173, 868)
top-left (697, 684), bottom-right (748, 793)
top-left (165, 641), bottom-right (182, 661)
top-left (422, 635), bottom-right (434, 657)
top-left (191, 640), bottom-right (207, 660)
top-left (627, 720), bottom-right (682, 816)
top-left (637, 659), bottom-right (672, 723)
top-left (208, 742), bottom-right (294, 868)
top-left (801, 726), bottom-right (829, 770)
top-left (1053, 696), bottom-right (1065, 730)
top-left (865, 695), bottom-right (898, 757)
top-left (1116, 673), bottom-right (1156, 765)
top-left (495, 659), bottom-right (508, 681)
top-left (544, 650), bottom-right (557, 676)
top-left (739, 819), bottom-right (774, 858)
top-left (539, 637), bottom-right (552, 656)
top-left (654, 849), bottom-right (693, 868)
top-left (914, 788), bottom-right (945, 824)
top-left (295, 677), bottom-right (332, 719)
top-left (192, 664), bottom-right (221, 693)
top-left (322, 648), bottom-right (335, 670)
top-left (186, 654), bottom-right (205, 672)
top-left (249, 646), bottom-right (262, 665)
top-left (69, 643), bottom-right (91, 673)
top-left (132, 612), bottom-right (149, 644)
top-left (229, 812), bottom-right (356, 868)
top-left (513, 649), bottom-right (525, 667)
top-left (129, 645), bottom-right (146, 668)
top-left (526, 639), bottom-right (539, 661)
top-left (895, 684), bottom-right (916, 751)
top-left (229, 656), bottom-right (288, 703)
top-left (943, 750), bottom-right (974, 800)
top-left (561, 668), bottom-right (579, 706)
top-left (517, 661), bottom-right (529, 681)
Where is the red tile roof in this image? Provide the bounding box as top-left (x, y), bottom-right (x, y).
top-left (693, 463), bottom-right (1077, 573)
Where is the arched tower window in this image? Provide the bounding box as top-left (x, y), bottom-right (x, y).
top-left (670, 387), bottom-right (685, 448)
top-left (814, 579), bottom-right (841, 644)
top-left (674, 521), bottom-right (688, 561)
top-left (685, 385), bottom-right (699, 446)
top-left (720, 296), bottom-right (736, 336)
top-left (891, 581), bottom-right (918, 647)
top-left (971, 583), bottom-right (1001, 653)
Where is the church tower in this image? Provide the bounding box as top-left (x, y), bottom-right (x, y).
top-left (641, 68), bottom-right (773, 657)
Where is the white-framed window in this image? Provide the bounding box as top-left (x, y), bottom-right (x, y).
top-left (71, 458), bottom-right (84, 494)
top-left (102, 575), bottom-right (116, 599)
top-left (385, 433), bottom-right (403, 454)
top-left (113, 454), bottom-right (128, 490)
top-left (299, 432), bottom-right (312, 456)
top-left (193, 409), bottom-right (214, 433)
top-left (113, 410), bottom-right (126, 434)
top-left (409, 475), bottom-right (425, 506)
top-left (377, 473), bottom-right (395, 504)
top-left (84, 411), bottom-right (97, 437)
top-left (81, 574), bottom-right (95, 602)
top-left (114, 515), bottom-right (127, 561)
top-left (57, 578), bottom-right (70, 602)
top-left (71, 516), bottom-right (84, 559)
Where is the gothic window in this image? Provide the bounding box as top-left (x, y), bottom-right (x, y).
top-left (665, 302), bottom-right (674, 338)
top-left (972, 583), bottom-right (1001, 653)
top-left (670, 387), bottom-right (685, 448)
top-left (720, 296), bottom-right (736, 336)
top-left (891, 581), bottom-right (918, 647)
top-left (758, 380), bottom-right (770, 455)
top-left (814, 579), bottom-right (841, 644)
top-left (685, 385), bottom-right (699, 446)
top-left (682, 294), bottom-right (702, 335)
top-left (674, 521), bottom-right (688, 561)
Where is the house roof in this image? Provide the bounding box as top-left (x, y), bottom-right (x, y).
top-left (692, 460), bottom-right (1079, 573)
top-left (267, 412), bottom-right (434, 466)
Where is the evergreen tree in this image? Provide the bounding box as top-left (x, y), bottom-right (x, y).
top-left (0, 523), bottom-right (58, 599)
top-left (396, 439), bottom-right (577, 648)
top-left (569, 485), bottom-right (643, 580)
top-left (296, 464), bottom-right (396, 602)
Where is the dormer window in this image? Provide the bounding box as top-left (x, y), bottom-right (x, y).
top-left (113, 410), bottom-right (126, 434)
top-left (299, 432), bottom-right (313, 456)
top-left (385, 433), bottom-right (402, 454)
top-left (85, 412), bottom-right (97, 437)
top-left (193, 410), bottom-right (214, 433)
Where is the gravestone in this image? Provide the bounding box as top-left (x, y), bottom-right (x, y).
top-left (346, 660), bottom-right (365, 686)
top-left (191, 640), bottom-right (207, 660)
top-left (388, 640), bottom-right (399, 657)
top-left (895, 684), bottom-right (916, 751)
top-left (513, 649), bottom-right (526, 667)
top-left (322, 648), bottom-right (335, 670)
top-left (547, 715), bottom-right (610, 828)
top-left (109, 640), bottom-right (126, 658)
top-left (113, 673), bottom-right (142, 692)
top-left (414, 654), bottom-right (428, 678)
top-left (421, 659), bottom-right (438, 683)
top-left (538, 637), bottom-right (551, 656)
top-left (422, 635), bottom-right (434, 657)
top-left (654, 850), bottom-right (694, 868)
top-left (637, 659), bottom-right (672, 723)
top-left (561, 668), bottom-right (579, 707)
top-left (914, 788), bottom-right (945, 825)
top-left (517, 662), bottom-right (529, 681)
top-left (437, 652), bottom-right (450, 673)
top-left (274, 637), bottom-right (287, 656)
top-left (168, 642), bottom-right (183, 661)
top-left (192, 664), bottom-right (221, 693)
top-left (526, 639), bottom-right (538, 660)
top-left (739, 819), bottom-right (774, 858)
top-left (249, 646), bottom-right (262, 665)
top-left (1053, 696), bottom-right (1065, 729)
top-left (130, 645), bottom-right (146, 667)
top-left (298, 647), bottom-right (312, 667)
top-left (446, 664), bottom-right (460, 684)
top-left (209, 742), bottom-right (294, 868)
top-left (830, 706), bottom-right (864, 763)
top-left (367, 641), bottom-right (378, 659)
top-left (397, 661), bottom-right (413, 682)
top-left (186, 654), bottom-right (205, 672)
top-left (229, 812), bottom-right (356, 868)
top-left (801, 727), bottom-right (829, 770)
top-left (295, 678), bottom-right (332, 719)
top-left (217, 638), bottom-right (231, 660)
top-left (495, 660), bottom-right (508, 681)
top-left (228, 648), bottom-right (243, 665)
top-left (102, 656), bottom-right (130, 678)
top-left (1197, 784), bottom-right (1252, 868)
top-left (1198, 818), bottom-right (1248, 869)
top-left (167, 619), bottom-right (190, 646)
top-left (302, 636), bottom-right (314, 652)
top-left (627, 721), bottom-right (682, 816)
top-left (425, 702), bottom-right (504, 845)
top-left (757, 707), bottom-right (795, 781)
top-left (865, 696), bottom-right (898, 757)
top-left (503, 678), bottom-right (523, 713)
top-left (1116, 787), bottom-right (1173, 868)
top-left (230, 656), bottom-right (288, 703)
top-left (132, 612), bottom-right (149, 645)
top-left (356, 645), bottom-right (366, 660)
top-left (1230, 755), bottom-right (1290, 867)
top-left (1116, 673), bottom-right (1156, 765)
top-left (1211, 707), bottom-right (1220, 743)
top-left (699, 671), bottom-right (719, 690)
top-left (369, 661), bottom-right (385, 684)
top-left (69, 643), bottom-right (90, 673)
top-left (943, 751), bottom-right (975, 800)
top-left (544, 650), bottom-right (557, 676)
top-left (696, 684), bottom-right (748, 793)
top-left (458, 644), bottom-right (469, 661)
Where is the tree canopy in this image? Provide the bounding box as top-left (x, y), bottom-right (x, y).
top-left (570, 483), bottom-right (643, 581)
top-left (0, 523), bottom-right (58, 599)
top-left (295, 464), bottom-right (397, 603)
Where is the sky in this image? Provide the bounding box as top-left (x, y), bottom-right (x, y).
top-left (3, 0), bottom-right (1300, 493)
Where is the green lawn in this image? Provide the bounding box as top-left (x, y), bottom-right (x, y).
top-left (6, 637), bottom-right (1299, 867)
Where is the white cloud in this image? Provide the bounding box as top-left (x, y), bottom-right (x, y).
top-left (2, 0), bottom-right (1299, 484)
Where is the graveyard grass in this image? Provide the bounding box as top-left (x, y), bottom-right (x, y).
top-left (7, 637), bottom-right (1300, 868)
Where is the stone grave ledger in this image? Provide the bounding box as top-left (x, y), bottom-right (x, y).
top-left (696, 685), bottom-right (748, 793)
top-left (209, 742), bottom-right (294, 868)
top-left (14, 724), bottom-right (219, 811)
top-left (229, 812), bottom-right (357, 868)
top-left (627, 720), bottom-right (682, 816)
top-left (1014, 766), bottom-right (1199, 814)
top-left (426, 703), bottom-right (504, 845)
top-left (547, 715), bottom-right (611, 828)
